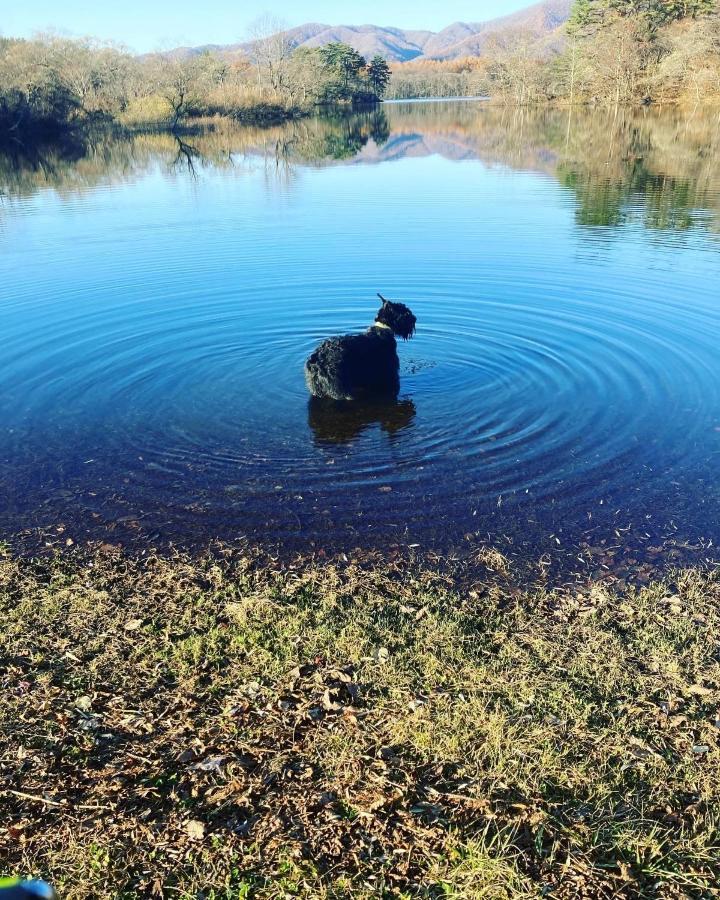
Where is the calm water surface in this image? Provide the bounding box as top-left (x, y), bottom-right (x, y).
top-left (2, 103), bottom-right (720, 571)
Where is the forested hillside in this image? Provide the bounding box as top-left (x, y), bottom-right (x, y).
top-left (389, 0), bottom-right (720, 102)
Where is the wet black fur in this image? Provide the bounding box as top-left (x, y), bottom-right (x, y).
top-left (305, 296), bottom-right (416, 400)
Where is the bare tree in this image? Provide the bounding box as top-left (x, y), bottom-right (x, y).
top-left (148, 54), bottom-right (209, 129)
top-left (246, 15), bottom-right (291, 96)
top-left (656, 14), bottom-right (720, 101)
top-left (485, 30), bottom-right (548, 105)
top-left (586, 17), bottom-right (647, 105)
top-left (285, 47), bottom-right (327, 104)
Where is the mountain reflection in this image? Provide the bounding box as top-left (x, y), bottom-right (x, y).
top-left (1, 102), bottom-right (718, 235)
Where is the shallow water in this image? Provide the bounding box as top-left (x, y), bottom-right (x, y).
top-left (2, 103), bottom-right (720, 572)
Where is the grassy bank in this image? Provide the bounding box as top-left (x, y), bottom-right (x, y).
top-left (116, 93), bottom-right (307, 131)
top-left (1, 546), bottom-right (719, 898)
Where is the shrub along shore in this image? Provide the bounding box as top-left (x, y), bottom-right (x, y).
top-left (0, 36), bottom-right (390, 142)
top-left (1, 544), bottom-right (719, 898)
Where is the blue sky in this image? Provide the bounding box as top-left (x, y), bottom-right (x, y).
top-left (2, 1), bottom-right (534, 53)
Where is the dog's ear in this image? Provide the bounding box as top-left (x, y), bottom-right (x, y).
top-left (377, 293), bottom-right (389, 306)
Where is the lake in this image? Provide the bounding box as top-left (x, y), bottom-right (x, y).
top-left (2, 101), bottom-right (719, 577)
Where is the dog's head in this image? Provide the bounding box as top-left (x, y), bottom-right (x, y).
top-left (375, 294), bottom-right (416, 340)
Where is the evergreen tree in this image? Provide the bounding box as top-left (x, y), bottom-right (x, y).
top-left (318, 43), bottom-right (367, 100)
top-left (616, 0), bottom-right (716, 27)
top-left (569, 0), bottom-right (717, 31)
top-left (568, 0), bottom-right (607, 32)
top-left (367, 55), bottom-right (392, 98)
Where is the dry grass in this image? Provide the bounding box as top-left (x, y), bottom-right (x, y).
top-left (1, 546), bottom-right (719, 898)
top-left (118, 87), bottom-right (302, 129)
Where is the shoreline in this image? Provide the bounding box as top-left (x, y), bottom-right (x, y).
top-left (5, 96), bottom-right (719, 151)
top-left (3, 520), bottom-right (717, 594)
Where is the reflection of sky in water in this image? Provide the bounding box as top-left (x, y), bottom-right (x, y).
top-left (1, 103), bottom-right (720, 571)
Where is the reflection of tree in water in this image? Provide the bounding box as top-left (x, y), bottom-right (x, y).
top-left (308, 397), bottom-right (416, 446)
top-left (171, 134), bottom-right (202, 176)
top-left (0, 126), bottom-right (242, 200)
top-left (560, 153), bottom-right (702, 230)
top-left (368, 111), bottom-right (390, 146)
top-left (0, 128), bottom-right (89, 196)
top-left (322, 125), bottom-right (367, 160)
top-left (290, 108), bottom-right (391, 161)
top-left (379, 104), bottom-right (720, 237)
top-left (1, 105), bottom-right (718, 237)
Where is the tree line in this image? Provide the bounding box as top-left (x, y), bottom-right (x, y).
top-left (0, 26), bottom-right (392, 141)
top-left (1, 0), bottom-right (718, 144)
top-left (389, 0), bottom-right (720, 104)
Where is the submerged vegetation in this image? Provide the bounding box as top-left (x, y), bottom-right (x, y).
top-left (1, 546), bottom-right (719, 897)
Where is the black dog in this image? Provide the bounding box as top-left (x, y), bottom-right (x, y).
top-left (305, 294), bottom-right (416, 400)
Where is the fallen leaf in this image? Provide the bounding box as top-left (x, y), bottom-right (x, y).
top-left (322, 689), bottom-right (342, 711)
top-left (192, 756), bottom-right (230, 772)
top-left (186, 820), bottom-right (205, 841)
top-left (687, 684), bottom-right (714, 697)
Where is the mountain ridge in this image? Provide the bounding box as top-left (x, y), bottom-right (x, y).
top-left (172, 0), bottom-right (572, 63)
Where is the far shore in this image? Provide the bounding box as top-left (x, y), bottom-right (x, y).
top-left (5, 94), bottom-right (719, 154)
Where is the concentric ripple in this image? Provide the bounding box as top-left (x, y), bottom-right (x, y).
top-left (2, 104), bottom-right (720, 560)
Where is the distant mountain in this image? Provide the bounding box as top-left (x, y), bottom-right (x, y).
top-left (173, 0), bottom-right (572, 63)
top-left (279, 24), bottom-right (434, 62)
top-left (423, 0), bottom-right (571, 59)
